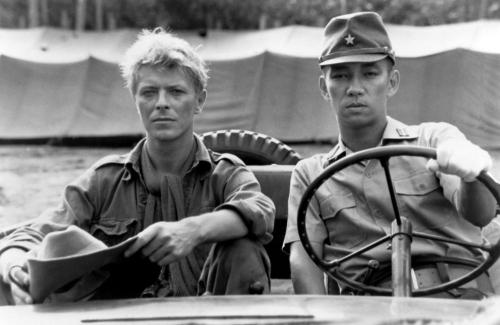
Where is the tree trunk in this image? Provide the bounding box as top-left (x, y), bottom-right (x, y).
top-left (464, 0), bottom-right (471, 22)
top-left (107, 12), bottom-right (117, 30)
top-left (479, 0), bottom-right (489, 19)
top-left (258, 13), bottom-right (267, 30)
top-left (95, 0), bottom-right (103, 30)
top-left (76, 0), bottom-right (87, 31)
top-left (60, 10), bottom-right (70, 29)
top-left (28, 0), bottom-right (39, 27)
top-left (40, 0), bottom-right (48, 26)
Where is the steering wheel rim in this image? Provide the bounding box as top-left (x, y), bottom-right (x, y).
top-left (297, 145), bottom-right (500, 296)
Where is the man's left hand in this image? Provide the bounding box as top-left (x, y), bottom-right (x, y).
top-left (426, 139), bottom-right (492, 182)
top-left (124, 220), bottom-right (201, 266)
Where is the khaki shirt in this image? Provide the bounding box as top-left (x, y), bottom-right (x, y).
top-left (284, 117), bottom-right (485, 282)
top-left (2, 135), bottom-right (275, 297)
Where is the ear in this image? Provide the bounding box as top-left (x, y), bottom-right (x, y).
top-left (194, 89), bottom-right (207, 114)
top-left (387, 69), bottom-right (400, 98)
top-left (319, 74), bottom-right (330, 101)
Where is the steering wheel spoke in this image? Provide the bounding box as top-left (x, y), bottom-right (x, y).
top-left (379, 157), bottom-right (403, 225)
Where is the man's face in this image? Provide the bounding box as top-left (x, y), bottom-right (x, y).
top-left (319, 59), bottom-right (399, 130)
top-left (134, 65), bottom-right (206, 142)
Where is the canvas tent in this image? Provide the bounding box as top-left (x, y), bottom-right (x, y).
top-left (0, 21), bottom-right (500, 148)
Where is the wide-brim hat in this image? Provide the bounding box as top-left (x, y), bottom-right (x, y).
top-left (319, 11), bottom-right (395, 67)
top-left (27, 225), bottom-right (137, 303)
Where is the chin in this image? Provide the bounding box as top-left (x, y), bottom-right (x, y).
top-left (148, 130), bottom-right (181, 142)
top-left (343, 117), bottom-right (377, 130)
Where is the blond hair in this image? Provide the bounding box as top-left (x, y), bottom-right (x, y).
top-left (120, 27), bottom-right (209, 94)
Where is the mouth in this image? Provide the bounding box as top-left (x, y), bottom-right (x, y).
top-left (345, 102), bottom-right (367, 109)
top-left (152, 117), bottom-right (176, 123)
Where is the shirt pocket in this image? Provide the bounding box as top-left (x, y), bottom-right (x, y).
top-left (90, 218), bottom-right (138, 246)
top-left (319, 192), bottom-right (366, 249)
top-left (394, 171), bottom-right (450, 229)
top-left (394, 171), bottom-right (440, 196)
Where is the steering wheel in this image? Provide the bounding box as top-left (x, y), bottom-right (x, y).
top-left (297, 145), bottom-right (500, 296)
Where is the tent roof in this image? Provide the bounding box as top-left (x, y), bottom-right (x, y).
top-left (1, 20), bottom-right (500, 63)
top-left (1, 22), bottom-right (500, 149)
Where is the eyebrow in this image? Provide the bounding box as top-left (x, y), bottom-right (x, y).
top-left (361, 62), bottom-right (380, 68)
top-left (329, 65), bottom-right (349, 72)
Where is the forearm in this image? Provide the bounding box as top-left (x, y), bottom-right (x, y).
top-left (291, 264), bottom-right (326, 294)
top-left (428, 135), bottom-right (496, 227)
top-left (458, 180), bottom-right (497, 227)
top-left (289, 242), bottom-right (326, 294)
top-left (185, 209), bottom-right (248, 245)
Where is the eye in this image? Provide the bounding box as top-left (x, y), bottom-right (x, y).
top-left (364, 69), bottom-right (380, 78)
top-left (330, 72), bottom-right (348, 80)
top-left (169, 87), bottom-right (187, 96)
top-left (140, 88), bottom-right (157, 97)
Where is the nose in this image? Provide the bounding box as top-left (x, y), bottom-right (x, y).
top-left (156, 89), bottom-right (170, 110)
top-left (346, 77), bottom-right (364, 97)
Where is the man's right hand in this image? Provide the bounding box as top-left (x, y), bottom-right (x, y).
top-left (0, 249), bottom-right (33, 304)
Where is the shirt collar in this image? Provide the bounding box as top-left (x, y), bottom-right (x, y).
top-left (325, 117), bottom-right (418, 166)
top-left (324, 141), bottom-right (347, 166)
top-left (123, 138), bottom-right (146, 180)
top-left (190, 133), bottom-right (213, 178)
top-left (122, 134), bottom-right (213, 180)
top-left (381, 116), bottom-right (418, 141)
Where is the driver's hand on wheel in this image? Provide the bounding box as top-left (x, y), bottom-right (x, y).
top-left (0, 249), bottom-right (33, 305)
top-left (426, 139), bottom-right (492, 182)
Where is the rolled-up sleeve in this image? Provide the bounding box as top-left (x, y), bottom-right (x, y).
top-left (213, 159), bottom-right (275, 244)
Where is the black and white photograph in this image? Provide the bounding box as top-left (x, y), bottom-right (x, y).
top-left (1, 1), bottom-right (500, 324)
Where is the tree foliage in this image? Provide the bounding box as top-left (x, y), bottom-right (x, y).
top-left (1, 0), bottom-right (500, 30)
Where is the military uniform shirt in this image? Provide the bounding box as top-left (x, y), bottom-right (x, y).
top-left (283, 117), bottom-right (485, 283)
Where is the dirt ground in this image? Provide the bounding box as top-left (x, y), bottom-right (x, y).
top-left (0, 145), bottom-right (124, 228)
top-left (1, 144), bottom-right (500, 229)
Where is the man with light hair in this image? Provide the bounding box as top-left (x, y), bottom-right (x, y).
top-left (0, 27), bottom-right (274, 304)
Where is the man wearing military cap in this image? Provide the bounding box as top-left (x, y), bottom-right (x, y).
top-left (283, 11), bottom-right (497, 298)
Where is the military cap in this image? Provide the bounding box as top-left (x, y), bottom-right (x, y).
top-left (319, 11), bottom-right (395, 66)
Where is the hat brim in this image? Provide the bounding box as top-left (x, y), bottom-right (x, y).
top-left (319, 53), bottom-right (389, 67)
top-left (28, 235), bottom-right (137, 303)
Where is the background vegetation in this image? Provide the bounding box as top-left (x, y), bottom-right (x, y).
top-left (0, 0), bottom-right (499, 31)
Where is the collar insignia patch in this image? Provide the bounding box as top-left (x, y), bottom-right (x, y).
top-left (396, 128), bottom-right (410, 137)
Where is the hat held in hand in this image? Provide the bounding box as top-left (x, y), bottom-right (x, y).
top-left (319, 11), bottom-right (395, 66)
top-left (27, 225), bottom-right (136, 303)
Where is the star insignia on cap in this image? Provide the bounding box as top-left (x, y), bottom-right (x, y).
top-left (344, 34), bottom-right (355, 45)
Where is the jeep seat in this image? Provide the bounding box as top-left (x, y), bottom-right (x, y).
top-left (248, 165), bottom-right (293, 279)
